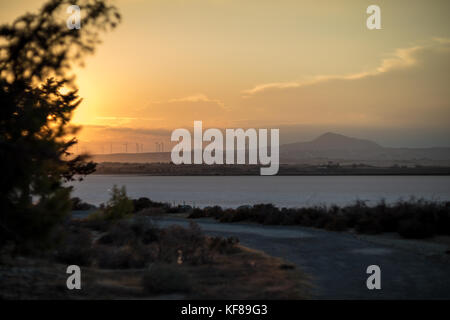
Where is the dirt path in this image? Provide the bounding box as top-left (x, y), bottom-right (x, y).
top-left (157, 216), bottom-right (450, 299)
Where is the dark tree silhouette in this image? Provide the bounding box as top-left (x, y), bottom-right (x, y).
top-left (0, 0), bottom-right (120, 251)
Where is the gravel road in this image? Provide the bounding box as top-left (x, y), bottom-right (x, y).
top-left (157, 216), bottom-right (450, 299)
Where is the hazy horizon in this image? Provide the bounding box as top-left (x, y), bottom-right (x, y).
top-left (85, 130), bottom-right (450, 156)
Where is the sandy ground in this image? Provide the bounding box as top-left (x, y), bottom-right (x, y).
top-left (0, 217), bottom-right (309, 300)
top-left (156, 216), bottom-right (450, 299)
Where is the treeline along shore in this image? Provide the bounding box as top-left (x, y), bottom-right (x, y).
top-left (94, 162), bottom-right (450, 176)
top-left (187, 200), bottom-right (450, 240)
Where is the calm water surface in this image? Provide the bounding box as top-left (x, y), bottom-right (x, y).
top-left (68, 175), bottom-right (450, 208)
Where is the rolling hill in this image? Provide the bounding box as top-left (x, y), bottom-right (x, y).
top-left (90, 132), bottom-right (450, 166)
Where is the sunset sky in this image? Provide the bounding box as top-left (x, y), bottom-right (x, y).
top-left (2, 0), bottom-right (450, 152)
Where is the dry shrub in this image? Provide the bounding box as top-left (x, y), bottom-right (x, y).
top-left (141, 263), bottom-right (192, 294)
top-left (96, 244), bottom-right (151, 269)
top-left (55, 227), bottom-right (93, 266)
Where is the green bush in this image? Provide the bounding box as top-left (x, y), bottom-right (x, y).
top-left (87, 185), bottom-right (134, 222)
top-left (71, 197), bottom-right (96, 211)
top-left (133, 197), bottom-right (168, 213)
top-left (130, 216), bottom-right (159, 244)
top-left (97, 221), bottom-right (136, 246)
top-left (97, 217), bottom-right (159, 246)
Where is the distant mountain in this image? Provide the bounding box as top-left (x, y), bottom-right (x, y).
top-left (280, 132), bottom-right (450, 166)
top-left (282, 132), bottom-right (382, 151)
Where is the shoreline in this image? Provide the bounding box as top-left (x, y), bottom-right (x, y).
top-left (93, 162), bottom-right (450, 176)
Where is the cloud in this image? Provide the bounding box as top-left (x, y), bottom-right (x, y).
top-left (145, 93), bottom-right (229, 127)
top-left (93, 116), bottom-right (164, 126)
top-left (237, 39), bottom-right (450, 129)
top-left (242, 43), bottom-right (425, 96)
top-left (164, 94), bottom-right (226, 108)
